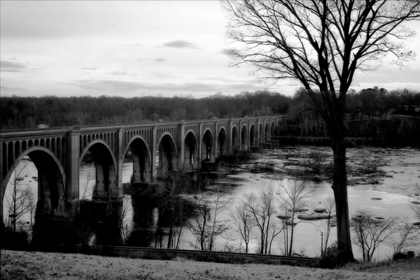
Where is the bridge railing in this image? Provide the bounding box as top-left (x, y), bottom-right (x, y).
top-left (0, 115), bottom-right (280, 136)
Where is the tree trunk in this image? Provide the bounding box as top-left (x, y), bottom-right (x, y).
top-left (288, 223), bottom-right (295, 256)
top-left (331, 136), bottom-right (355, 263)
top-left (167, 215), bottom-right (173, 249)
top-left (260, 232), bottom-right (264, 254)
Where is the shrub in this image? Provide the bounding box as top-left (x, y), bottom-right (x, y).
top-left (305, 151), bottom-right (328, 174)
top-left (393, 251), bottom-right (415, 260)
top-left (319, 241), bottom-right (343, 269)
top-left (2, 227), bottom-right (29, 249)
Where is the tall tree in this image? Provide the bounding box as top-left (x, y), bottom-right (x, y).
top-left (223, 0), bottom-right (420, 263)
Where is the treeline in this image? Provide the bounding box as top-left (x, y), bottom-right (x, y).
top-left (0, 91), bottom-right (290, 129)
top-left (2, 88), bottom-right (420, 146)
top-left (280, 87), bottom-right (420, 146)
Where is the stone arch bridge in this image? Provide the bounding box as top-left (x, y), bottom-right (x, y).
top-left (1, 116), bottom-right (280, 226)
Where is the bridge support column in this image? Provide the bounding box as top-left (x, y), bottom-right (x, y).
top-left (116, 128), bottom-right (124, 199)
top-left (227, 118), bottom-right (233, 154)
top-left (213, 121), bottom-right (218, 161)
top-left (238, 120), bottom-right (243, 150)
top-left (66, 127), bottom-right (81, 218)
top-left (150, 126), bottom-right (157, 182)
top-left (198, 123), bottom-right (203, 170)
top-left (248, 119), bottom-right (251, 150)
top-left (177, 122), bottom-right (185, 170)
top-left (257, 118), bottom-right (261, 146)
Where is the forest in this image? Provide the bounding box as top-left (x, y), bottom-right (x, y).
top-left (0, 91), bottom-right (290, 129)
top-left (1, 88), bottom-right (420, 146)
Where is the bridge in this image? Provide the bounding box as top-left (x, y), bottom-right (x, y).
top-left (1, 116), bottom-right (280, 228)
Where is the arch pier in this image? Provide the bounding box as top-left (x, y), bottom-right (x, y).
top-left (1, 116), bottom-right (281, 243)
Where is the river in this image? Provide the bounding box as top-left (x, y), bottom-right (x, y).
top-left (4, 146), bottom-right (420, 260)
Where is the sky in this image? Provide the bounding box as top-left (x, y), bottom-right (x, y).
top-left (1, 1), bottom-right (420, 99)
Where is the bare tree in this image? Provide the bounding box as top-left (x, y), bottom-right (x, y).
top-left (120, 195), bottom-right (132, 245)
top-left (322, 197), bottom-right (336, 254)
top-left (189, 197), bottom-right (211, 250)
top-left (411, 183), bottom-right (420, 218)
top-left (162, 170), bottom-right (191, 249)
top-left (4, 164), bottom-right (33, 233)
top-left (267, 221), bottom-right (283, 255)
top-left (388, 221), bottom-right (420, 257)
top-left (276, 180), bottom-right (312, 256)
top-left (189, 185), bottom-right (230, 251)
top-left (351, 210), bottom-right (398, 262)
top-left (230, 200), bottom-right (255, 253)
top-left (244, 189), bottom-right (278, 254)
top-left (80, 171), bottom-right (94, 200)
top-left (224, 0), bottom-right (420, 263)
top-left (24, 189), bottom-right (37, 242)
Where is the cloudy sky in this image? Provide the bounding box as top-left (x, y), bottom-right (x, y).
top-left (1, 1), bottom-right (420, 98)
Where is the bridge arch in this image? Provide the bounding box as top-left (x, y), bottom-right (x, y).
top-left (80, 140), bottom-right (118, 201)
top-left (202, 129), bottom-right (214, 161)
top-left (1, 146), bottom-right (66, 235)
top-left (241, 124), bottom-right (248, 150)
top-left (123, 136), bottom-right (151, 183)
top-left (217, 127), bottom-right (227, 156)
top-left (184, 130), bottom-right (198, 171)
top-left (231, 126), bottom-right (239, 151)
top-left (259, 123), bottom-right (263, 144)
top-left (156, 133), bottom-right (177, 177)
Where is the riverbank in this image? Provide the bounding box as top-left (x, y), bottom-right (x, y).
top-left (2, 250), bottom-right (420, 280)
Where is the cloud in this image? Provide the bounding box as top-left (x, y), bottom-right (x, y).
top-left (160, 40), bottom-right (199, 49)
top-left (1, 60), bottom-right (27, 72)
top-left (154, 58), bottom-right (166, 62)
top-left (63, 79), bottom-right (275, 96)
top-left (110, 71), bottom-right (138, 77)
top-left (82, 67), bottom-right (97, 70)
top-left (0, 79), bottom-right (25, 93)
top-left (64, 80), bottom-right (142, 93)
top-left (110, 71), bottom-right (129, 76)
top-left (150, 71), bottom-right (177, 79)
top-left (203, 77), bottom-right (236, 83)
top-left (125, 43), bottom-right (143, 47)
